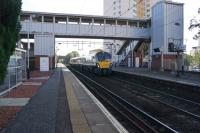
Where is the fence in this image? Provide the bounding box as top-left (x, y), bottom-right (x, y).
top-left (0, 48), bottom-right (27, 94)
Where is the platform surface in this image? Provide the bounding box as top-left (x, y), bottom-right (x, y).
top-left (63, 68), bottom-right (120, 133)
top-left (3, 66), bottom-right (120, 133)
top-left (113, 67), bottom-right (200, 87)
top-left (3, 70), bottom-right (72, 133)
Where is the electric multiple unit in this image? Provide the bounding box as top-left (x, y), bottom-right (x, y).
top-left (70, 51), bottom-right (112, 75)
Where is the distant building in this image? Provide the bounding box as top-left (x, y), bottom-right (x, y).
top-left (103, 0), bottom-right (138, 62)
top-left (137, 0), bottom-right (171, 19)
top-left (104, 0), bottom-right (137, 18)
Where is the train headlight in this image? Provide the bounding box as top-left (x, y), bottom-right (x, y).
top-left (109, 63), bottom-right (112, 68)
top-left (97, 64), bottom-right (100, 68)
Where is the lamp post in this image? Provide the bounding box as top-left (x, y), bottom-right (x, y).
top-left (160, 46), bottom-right (164, 72)
top-left (27, 16), bottom-right (31, 79)
top-left (55, 47), bottom-right (60, 68)
top-left (174, 44), bottom-right (185, 77)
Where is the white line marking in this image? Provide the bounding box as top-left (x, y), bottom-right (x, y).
top-left (0, 82), bottom-right (22, 96)
top-left (70, 71), bottom-right (129, 133)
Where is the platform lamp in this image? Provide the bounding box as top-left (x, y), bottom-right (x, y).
top-left (27, 15), bottom-right (31, 79)
top-left (27, 14), bottom-right (36, 79)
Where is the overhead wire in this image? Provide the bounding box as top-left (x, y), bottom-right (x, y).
top-left (103, 0), bottom-right (116, 15)
top-left (116, 0), bottom-right (143, 18)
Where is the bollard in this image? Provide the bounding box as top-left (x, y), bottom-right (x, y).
top-left (27, 68), bottom-right (30, 79)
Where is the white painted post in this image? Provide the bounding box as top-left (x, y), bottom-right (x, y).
top-left (79, 17), bottom-right (82, 34)
top-left (104, 19), bottom-right (106, 35)
top-left (126, 20), bottom-right (129, 36)
top-left (131, 41), bottom-right (134, 68)
top-left (42, 16), bottom-right (44, 33)
top-left (92, 18), bottom-right (94, 34)
top-left (115, 20), bottom-right (117, 35)
top-left (53, 16), bottom-right (55, 33)
top-left (137, 21), bottom-right (139, 28)
top-left (66, 16), bottom-right (69, 33)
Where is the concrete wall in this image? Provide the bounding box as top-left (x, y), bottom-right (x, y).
top-left (34, 34), bottom-right (55, 56)
top-left (151, 1), bottom-right (184, 70)
top-left (35, 55), bottom-right (55, 70)
top-left (151, 1), bottom-right (184, 55)
top-left (21, 21), bottom-right (150, 40)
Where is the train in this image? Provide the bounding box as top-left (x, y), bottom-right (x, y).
top-left (70, 50), bottom-right (112, 75)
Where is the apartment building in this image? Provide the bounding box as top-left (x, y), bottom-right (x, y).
top-left (103, 0), bottom-right (138, 62)
top-left (104, 0), bottom-right (137, 18)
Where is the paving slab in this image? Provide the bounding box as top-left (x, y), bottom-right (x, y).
top-left (0, 98), bottom-right (29, 106)
top-left (30, 76), bottom-right (49, 80)
top-left (22, 82), bottom-right (42, 86)
top-left (3, 70), bottom-right (72, 133)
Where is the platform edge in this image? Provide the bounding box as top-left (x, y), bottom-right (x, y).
top-left (71, 71), bottom-right (129, 133)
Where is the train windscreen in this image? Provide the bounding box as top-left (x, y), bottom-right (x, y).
top-left (96, 52), bottom-right (111, 61)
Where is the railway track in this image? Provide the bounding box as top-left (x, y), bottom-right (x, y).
top-left (111, 76), bottom-right (200, 120)
top-left (114, 72), bottom-right (200, 103)
top-left (70, 67), bottom-right (178, 133)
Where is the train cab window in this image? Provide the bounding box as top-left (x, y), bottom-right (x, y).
top-left (96, 52), bottom-right (111, 61)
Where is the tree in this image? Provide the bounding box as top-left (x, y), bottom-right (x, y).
top-left (189, 9), bottom-right (200, 39)
top-left (63, 51), bottom-right (80, 64)
top-left (194, 51), bottom-right (200, 67)
top-left (184, 54), bottom-right (193, 66)
top-left (0, 0), bottom-right (22, 84)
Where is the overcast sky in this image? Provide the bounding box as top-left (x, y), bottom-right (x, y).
top-left (22, 0), bottom-right (200, 54)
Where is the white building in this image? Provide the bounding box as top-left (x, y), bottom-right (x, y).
top-left (103, 0), bottom-right (138, 62)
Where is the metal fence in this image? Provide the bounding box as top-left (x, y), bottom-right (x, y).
top-left (0, 48), bottom-right (27, 94)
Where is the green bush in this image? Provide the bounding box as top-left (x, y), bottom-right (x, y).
top-left (0, 0), bottom-right (22, 84)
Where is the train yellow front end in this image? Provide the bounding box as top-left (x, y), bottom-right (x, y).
top-left (96, 60), bottom-right (112, 75)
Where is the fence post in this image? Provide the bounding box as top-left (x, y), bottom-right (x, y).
top-left (8, 71), bottom-right (10, 89)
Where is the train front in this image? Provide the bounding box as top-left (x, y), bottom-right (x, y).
top-left (95, 52), bottom-right (112, 75)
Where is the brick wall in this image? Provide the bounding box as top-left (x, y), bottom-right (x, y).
top-left (152, 55), bottom-right (178, 70)
top-left (34, 56), bottom-right (55, 71)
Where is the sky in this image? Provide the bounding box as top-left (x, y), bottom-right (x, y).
top-left (22, 0), bottom-right (200, 55)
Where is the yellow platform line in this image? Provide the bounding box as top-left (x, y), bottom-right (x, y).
top-left (63, 71), bottom-right (91, 133)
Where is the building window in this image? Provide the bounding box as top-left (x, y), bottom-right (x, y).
top-left (119, 11), bottom-right (121, 15)
top-left (113, 1), bottom-right (116, 4)
top-left (146, 4), bottom-right (150, 8)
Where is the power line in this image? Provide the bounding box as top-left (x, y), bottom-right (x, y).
top-left (103, 0), bottom-right (116, 15)
top-left (116, 0), bottom-right (143, 18)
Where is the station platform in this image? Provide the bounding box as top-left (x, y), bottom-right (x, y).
top-left (113, 67), bottom-right (200, 87)
top-left (2, 66), bottom-right (123, 133)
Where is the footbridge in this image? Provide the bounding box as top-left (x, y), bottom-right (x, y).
top-left (20, 11), bottom-right (151, 40)
top-left (19, 11), bottom-right (151, 70)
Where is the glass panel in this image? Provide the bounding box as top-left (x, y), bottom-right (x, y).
top-left (0, 49), bottom-right (27, 93)
top-left (96, 52), bottom-right (112, 61)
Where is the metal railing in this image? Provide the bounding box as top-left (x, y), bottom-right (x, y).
top-left (0, 48), bottom-right (26, 95)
